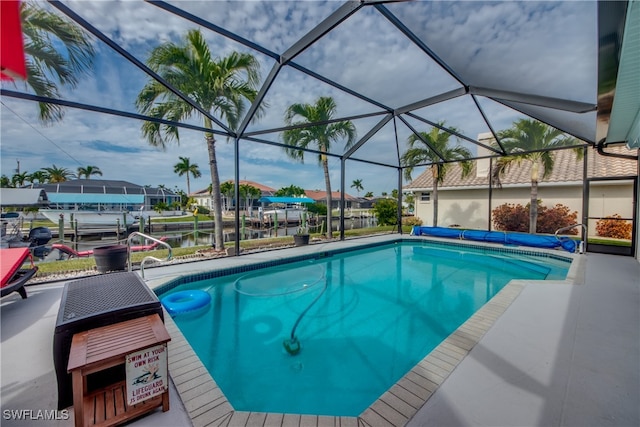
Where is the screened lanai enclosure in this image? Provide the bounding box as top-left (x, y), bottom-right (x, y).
top-left (1, 0), bottom-right (638, 255)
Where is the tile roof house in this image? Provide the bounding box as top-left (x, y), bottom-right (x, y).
top-left (404, 144), bottom-right (637, 236)
top-left (303, 190), bottom-right (358, 209)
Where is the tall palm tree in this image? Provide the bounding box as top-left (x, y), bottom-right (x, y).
top-left (19, 1), bottom-right (95, 123)
top-left (492, 119), bottom-right (578, 233)
top-left (351, 179), bottom-right (363, 197)
top-left (76, 165), bottom-right (102, 179)
top-left (173, 156), bottom-right (201, 195)
top-left (42, 164), bottom-right (74, 183)
top-left (136, 29), bottom-right (263, 251)
top-left (401, 124), bottom-right (473, 227)
top-left (282, 96), bottom-right (357, 239)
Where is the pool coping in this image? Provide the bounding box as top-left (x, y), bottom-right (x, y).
top-left (150, 235), bottom-right (584, 427)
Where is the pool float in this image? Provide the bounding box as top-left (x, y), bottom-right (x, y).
top-left (161, 290), bottom-right (211, 315)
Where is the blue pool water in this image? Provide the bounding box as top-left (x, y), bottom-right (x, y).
top-left (160, 240), bottom-right (570, 416)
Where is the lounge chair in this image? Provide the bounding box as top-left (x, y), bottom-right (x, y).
top-left (1, 247), bottom-right (38, 299)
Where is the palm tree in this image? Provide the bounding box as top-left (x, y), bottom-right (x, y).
top-left (492, 119), bottom-right (578, 233)
top-left (282, 96), bottom-right (357, 239)
top-left (136, 29), bottom-right (263, 251)
top-left (239, 183), bottom-right (261, 213)
top-left (76, 165), bottom-right (102, 179)
top-left (351, 179), bottom-right (363, 197)
top-left (401, 124), bottom-right (473, 227)
top-left (219, 181), bottom-right (235, 213)
top-left (173, 157), bottom-right (201, 195)
top-left (41, 164), bottom-right (74, 183)
top-left (11, 172), bottom-right (30, 187)
top-left (0, 176), bottom-right (11, 188)
top-left (19, 1), bottom-right (95, 123)
top-left (28, 170), bottom-right (48, 184)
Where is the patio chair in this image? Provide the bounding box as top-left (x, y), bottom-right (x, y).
top-left (1, 247), bottom-right (38, 299)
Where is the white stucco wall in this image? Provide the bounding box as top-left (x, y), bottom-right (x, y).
top-left (413, 181), bottom-right (634, 237)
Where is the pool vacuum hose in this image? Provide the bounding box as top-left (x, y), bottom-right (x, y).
top-left (283, 278), bottom-right (328, 355)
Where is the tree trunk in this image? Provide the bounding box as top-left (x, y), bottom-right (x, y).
top-left (206, 133), bottom-right (224, 250)
top-left (530, 179), bottom-right (538, 233)
top-left (530, 162), bottom-right (539, 234)
top-left (432, 167), bottom-right (439, 227)
top-left (322, 153), bottom-right (332, 239)
top-left (186, 175), bottom-right (191, 196)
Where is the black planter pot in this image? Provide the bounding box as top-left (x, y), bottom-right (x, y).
top-left (293, 234), bottom-right (310, 246)
top-left (93, 245), bottom-right (128, 273)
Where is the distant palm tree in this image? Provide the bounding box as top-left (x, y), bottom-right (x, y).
top-left (173, 157), bottom-right (201, 195)
top-left (239, 183), bottom-right (261, 212)
top-left (219, 181), bottom-right (235, 213)
top-left (351, 179), bottom-right (363, 197)
top-left (0, 176), bottom-right (11, 188)
top-left (42, 164), bottom-right (74, 183)
top-left (11, 172), bottom-right (30, 187)
top-left (136, 29), bottom-right (263, 251)
top-left (492, 119), bottom-right (578, 233)
top-left (401, 123), bottom-right (472, 227)
top-left (19, 1), bottom-right (95, 123)
top-left (28, 170), bottom-right (48, 184)
top-left (364, 191), bottom-right (374, 198)
top-left (282, 96), bottom-right (357, 239)
top-left (76, 165), bottom-right (102, 179)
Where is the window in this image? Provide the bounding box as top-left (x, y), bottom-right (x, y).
top-left (420, 192), bottom-right (431, 202)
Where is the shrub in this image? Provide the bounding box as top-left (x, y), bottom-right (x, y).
top-left (373, 198), bottom-right (398, 225)
top-left (492, 202), bottom-right (578, 234)
top-left (195, 206), bottom-right (210, 215)
top-left (402, 216), bottom-right (423, 227)
top-left (492, 203), bottom-right (529, 232)
top-left (536, 204), bottom-right (578, 234)
top-left (596, 214), bottom-right (632, 239)
top-left (306, 203), bottom-right (327, 216)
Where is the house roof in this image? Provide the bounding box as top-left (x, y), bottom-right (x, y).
top-left (0, 188), bottom-right (49, 207)
top-left (404, 145), bottom-right (637, 190)
top-left (30, 179), bottom-right (177, 196)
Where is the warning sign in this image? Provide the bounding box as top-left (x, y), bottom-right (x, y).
top-left (125, 344), bottom-right (168, 405)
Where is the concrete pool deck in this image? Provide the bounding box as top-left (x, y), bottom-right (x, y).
top-left (1, 235), bottom-right (638, 426)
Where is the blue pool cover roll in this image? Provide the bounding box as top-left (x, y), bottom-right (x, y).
top-left (412, 226), bottom-right (577, 253)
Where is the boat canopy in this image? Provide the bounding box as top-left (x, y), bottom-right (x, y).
top-left (0, 188), bottom-right (49, 207)
top-left (47, 193), bottom-right (144, 204)
top-left (258, 196), bottom-right (315, 204)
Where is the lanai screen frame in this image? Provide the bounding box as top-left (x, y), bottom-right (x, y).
top-left (1, 0), bottom-right (631, 254)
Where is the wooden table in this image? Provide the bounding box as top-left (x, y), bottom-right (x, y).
top-left (67, 314), bottom-right (171, 427)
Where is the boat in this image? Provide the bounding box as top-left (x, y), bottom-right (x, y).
top-left (260, 208), bottom-right (307, 222)
top-left (1, 212), bottom-right (27, 248)
top-left (39, 209), bottom-right (138, 228)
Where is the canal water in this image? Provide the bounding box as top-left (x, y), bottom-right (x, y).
top-left (49, 217), bottom-right (378, 254)
top-left (163, 216), bottom-right (378, 248)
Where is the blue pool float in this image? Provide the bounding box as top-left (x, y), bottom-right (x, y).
top-left (161, 290), bottom-right (211, 315)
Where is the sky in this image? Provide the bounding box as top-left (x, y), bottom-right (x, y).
top-left (0, 0), bottom-right (598, 197)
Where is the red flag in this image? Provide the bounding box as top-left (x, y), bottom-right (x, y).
top-left (1, 0), bottom-right (27, 80)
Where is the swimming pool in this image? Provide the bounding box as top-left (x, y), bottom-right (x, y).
top-left (157, 239), bottom-right (571, 417)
